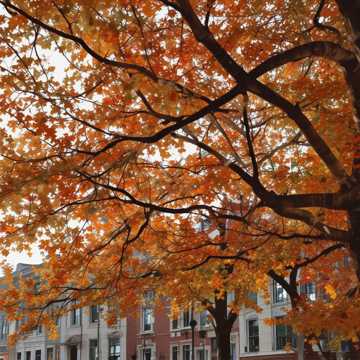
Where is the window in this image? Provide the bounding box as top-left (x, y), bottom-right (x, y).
top-left (142, 290), bottom-right (154, 332)
top-left (36, 325), bottom-right (42, 335)
top-left (171, 317), bottom-right (179, 330)
top-left (273, 282), bottom-right (288, 304)
top-left (70, 308), bottom-right (81, 326)
top-left (142, 348), bottom-right (151, 360)
top-left (47, 348), bottom-right (53, 360)
top-left (142, 307), bottom-right (154, 332)
top-left (199, 311), bottom-right (210, 328)
top-left (0, 315), bottom-right (8, 340)
top-left (230, 343), bottom-right (236, 360)
top-left (227, 292), bottom-right (235, 304)
top-left (248, 292), bottom-right (257, 304)
top-left (341, 340), bottom-right (352, 353)
top-left (247, 319), bottom-right (259, 352)
top-left (17, 353), bottom-right (22, 360)
top-left (26, 351), bottom-right (31, 360)
top-left (300, 283), bottom-right (316, 301)
top-left (90, 305), bottom-right (99, 323)
top-left (109, 337), bottom-right (121, 360)
top-left (90, 339), bottom-right (98, 360)
top-left (275, 320), bottom-right (296, 350)
top-left (172, 310), bottom-right (192, 330)
top-left (55, 316), bottom-right (61, 327)
top-left (171, 346), bottom-right (179, 360)
top-left (182, 345), bottom-right (191, 360)
top-left (182, 309), bottom-right (191, 328)
top-left (35, 350), bottom-right (41, 360)
top-left (196, 348), bottom-right (208, 360)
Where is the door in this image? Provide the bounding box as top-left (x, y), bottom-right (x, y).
top-left (69, 346), bottom-right (77, 360)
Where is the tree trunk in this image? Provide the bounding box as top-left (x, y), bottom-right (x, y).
top-left (207, 294), bottom-right (237, 360)
top-left (336, 0), bottom-right (360, 282)
top-left (215, 325), bottom-right (232, 360)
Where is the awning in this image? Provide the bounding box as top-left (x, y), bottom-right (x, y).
top-left (65, 335), bottom-right (82, 345)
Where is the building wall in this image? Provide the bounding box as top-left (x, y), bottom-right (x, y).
top-left (128, 298), bottom-right (239, 360)
top-left (11, 306), bottom-right (126, 360)
top-left (5, 263), bottom-right (357, 360)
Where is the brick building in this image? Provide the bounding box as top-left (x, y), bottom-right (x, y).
top-left (126, 293), bottom-right (239, 360)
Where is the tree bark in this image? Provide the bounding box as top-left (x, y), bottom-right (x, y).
top-left (215, 325), bottom-right (232, 360)
top-left (207, 295), bottom-right (237, 360)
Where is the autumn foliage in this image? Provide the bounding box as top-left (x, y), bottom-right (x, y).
top-left (0, 0), bottom-right (359, 349)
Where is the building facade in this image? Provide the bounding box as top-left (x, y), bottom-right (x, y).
top-left (3, 264), bottom-right (356, 360)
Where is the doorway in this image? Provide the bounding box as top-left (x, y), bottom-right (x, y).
top-left (69, 346), bottom-right (77, 360)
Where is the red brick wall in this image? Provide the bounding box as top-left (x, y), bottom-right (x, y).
top-left (126, 300), bottom-right (239, 360)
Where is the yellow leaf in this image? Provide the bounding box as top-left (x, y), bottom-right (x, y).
top-left (324, 284), bottom-right (337, 300)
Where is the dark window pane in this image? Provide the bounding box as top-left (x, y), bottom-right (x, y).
top-left (183, 345), bottom-right (191, 360)
top-left (35, 350), bottom-right (41, 360)
top-left (90, 339), bottom-right (98, 360)
top-left (109, 337), bottom-right (121, 360)
top-left (172, 346), bottom-right (179, 360)
top-left (90, 306), bottom-right (99, 323)
top-left (248, 319), bottom-right (259, 352)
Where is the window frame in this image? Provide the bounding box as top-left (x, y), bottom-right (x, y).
top-left (70, 307), bottom-right (81, 327)
top-left (90, 305), bottom-right (99, 323)
top-left (171, 345), bottom-right (179, 360)
top-left (142, 306), bottom-right (154, 333)
top-left (274, 318), bottom-right (296, 351)
top-left (36, 324), bottom-right (43, 335)
top-left (300, 283), bottom-right (316, 301)
top-left (109, 337), bottom-right (121, 360)
top-left (182, 309), bottom-right (191, 328)
top-left (46, 348), bottom-right (54, 360)
top-left (272, 281), bottom-right (289, 304)
top-left (182, 344), bottom-right (191, 360)
top-left (142, 347), bottom-right (152, 360)
top-left (247, 318), bottom-right (259, 353)
top-left (89, 339), bottom-right (98, 360)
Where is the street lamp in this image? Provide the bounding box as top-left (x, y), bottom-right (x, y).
top-left (190, 319), bottom-right (197, 360)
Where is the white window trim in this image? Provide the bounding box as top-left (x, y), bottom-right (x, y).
top-left (272, 281), bottom-right (289, 305)
top-left (69, 308), bottom-right (81, 327)
top-left (181, 343), bottom-right (192, 360)
top-left (170, 310), bottom-right (192, 331)
top-left (170, 344), bottom-right (180, 360)
top-left (246, 318), bottom-right (259, 353)
top-left (137, 344), bottom-right (156, 360)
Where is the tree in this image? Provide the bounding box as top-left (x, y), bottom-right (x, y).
top-left (0, 0), bottom-right (359, 356)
